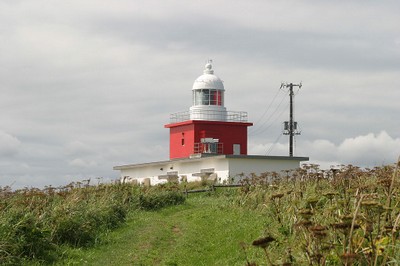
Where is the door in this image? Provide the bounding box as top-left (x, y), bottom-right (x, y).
top-left (233, 144), bottom-right (241, 155)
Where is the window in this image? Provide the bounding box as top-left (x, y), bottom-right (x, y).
top-left (210, 90), bottom-right (217, 105)
top-left (202, 89), bottom-right (210, 105)
top-left (194, 90), bottom-right (203, 105)
top-left (218, 91), bottom-right (223, 106)
top-left (193, 89), bottom-right (224, 106)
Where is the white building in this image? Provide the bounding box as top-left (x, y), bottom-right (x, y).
top-left (114, 61), bottom-right (308, 185)
top-left (114, 154), bottom-right (308, 185)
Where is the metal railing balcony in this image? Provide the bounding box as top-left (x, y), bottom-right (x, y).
top-left (193, 142), bottom-right (224, 155)
top-left (169, 110), bottom-right (248, 123)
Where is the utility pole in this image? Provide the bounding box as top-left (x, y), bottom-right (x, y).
top-left (282, 83), bottom-right (302, 157)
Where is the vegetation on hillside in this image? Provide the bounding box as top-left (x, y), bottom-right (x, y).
top-left (1, 158), bottom-right (399, 265)
top-left (66, 193), bottom-right (269, 265)
top-left (0, 182), bottom-right (185, 265)
top-left (238, 160), bottom-right (400, 265)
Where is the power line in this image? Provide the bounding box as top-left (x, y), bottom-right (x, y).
top-left (251, 86), bottom-right (283, 127)
top-left (265, 133), bottom-right (283, 155)
top-left (250, 86), bottom-right (301, 137)
top-left (249, 92), bottom-right (288, 136)
top-left (250, 99), bottom-right (289, 136)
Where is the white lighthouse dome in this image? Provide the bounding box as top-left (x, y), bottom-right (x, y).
top-left (192, 62), bottom-right (224, 91)
top-left (190, 61), bottom-right (227, 121)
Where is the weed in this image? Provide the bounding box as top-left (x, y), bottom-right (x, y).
top-left (243, 157), bottom-right (400, 265)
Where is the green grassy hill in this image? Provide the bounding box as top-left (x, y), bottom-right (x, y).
top-left (59, 194), bottom-right (267, 265)
top-left (2, 161), bottom-right (400, 265)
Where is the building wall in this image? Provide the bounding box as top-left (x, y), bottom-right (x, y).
top-left (165, 120), bottom-right (252, 159)
top-left (193, 122), bottom-right (249, 155)
top-left (118, 156), bottom-right (231, 186)
top-left (116, 156), bottom-right (306, 186)
top-left (227, 157), bottom-right (302, 181)
top-left (171, 157), bottom-right (230, 182)
top-left (168, 123), bottom-right (195, 159)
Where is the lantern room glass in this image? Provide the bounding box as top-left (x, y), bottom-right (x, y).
top-left (193, 89), bottom-right (224, 106)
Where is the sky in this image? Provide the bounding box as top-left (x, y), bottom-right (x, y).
top-left (1, 0), bottom-right (399, 189)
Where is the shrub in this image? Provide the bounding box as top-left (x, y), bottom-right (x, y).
top-left (50, 192), bottom-right (128, 247)
top-left (0, 208), bottom-right (56, 264)
top-left (139, 191), bottom-right (185, 210)
top-left (0, 182), bottom-right (187, 264)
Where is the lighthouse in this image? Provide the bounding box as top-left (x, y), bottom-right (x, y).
top-left (114, 61), bottom-right (308, 186)
top-left (165, 61), bottom-right (253, 159)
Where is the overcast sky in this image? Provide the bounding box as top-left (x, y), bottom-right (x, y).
top-left (1, 1), bottom-right (399, 189)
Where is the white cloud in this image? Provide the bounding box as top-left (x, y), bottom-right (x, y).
top-left (250, 131), bottom-right (400, 169)
top-left (299, 131), bottom-right (400, 168)
top-left (0, 131), bottom-right (21, 157)
top-left (337, 131), bottom-right (400, 165)
top-left (0, 1), bottom-right (399, 188)
top-left (69, 158), bottom-right (98, 168)
top-left (65, 141), bottom-right (93, 156)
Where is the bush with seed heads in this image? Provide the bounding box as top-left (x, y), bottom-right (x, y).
top-left (240, 157), bottom-right (400, 265)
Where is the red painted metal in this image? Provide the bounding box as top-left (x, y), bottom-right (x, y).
top-left (165, 120), bottom-right (253, 159)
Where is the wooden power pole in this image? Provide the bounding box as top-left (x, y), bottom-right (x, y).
top-left (282, 83), bottom-right (302, 157)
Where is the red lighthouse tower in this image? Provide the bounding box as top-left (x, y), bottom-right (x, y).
top-left (165, 61), bottom-right (253, 159)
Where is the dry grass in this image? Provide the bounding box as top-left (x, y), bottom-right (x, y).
top-left (238, 158), bottom-right (400, 265)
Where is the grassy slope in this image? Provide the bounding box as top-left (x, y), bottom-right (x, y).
top-left (59, 192), bottom-right (268, 265)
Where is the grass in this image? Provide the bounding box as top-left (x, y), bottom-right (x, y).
top-left (57, 192), bottom-right (268, 265)
top-left (3, 159), bottom-right (400, 265)
top-left (0, 183), bottom-right (185, 265)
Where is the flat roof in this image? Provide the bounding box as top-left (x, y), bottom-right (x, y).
top-left (165, 119), bottom-right (253, 128)
top-left (113, 154), bottom-right (309, 170)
